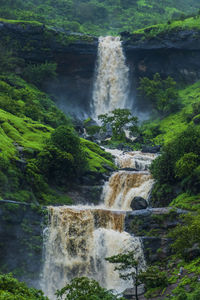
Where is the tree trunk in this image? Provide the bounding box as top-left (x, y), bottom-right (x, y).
top-left (134, 266), bottom-right (139, 300)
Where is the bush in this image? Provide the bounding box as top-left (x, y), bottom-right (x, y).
top-left (139, 266), bottom-right (168, 289)
top-left (55, 277), bottom-right (123, 300)
top-left (169, 212), bottom-right (200, 258)
top-left (0, 273), bottom-right (48, 300)
top-left (23, 62), bottom-right (57, 88)
top-left (175, 153), bottom-right (199, 179)
top-left (139, 73), bottom-right (179, 115)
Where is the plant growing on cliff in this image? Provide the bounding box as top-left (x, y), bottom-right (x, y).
top-left (98, 108), bottom-right (138, 141)
top-left (169, 212), bottom-right (200, 259)
top-left (23, 62), bottom-right (57, 88)
top-left (139, 73), bottom-right (179, 115)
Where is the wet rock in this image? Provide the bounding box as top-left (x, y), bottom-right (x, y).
top-left (0, 201), bottom-right (45, 287)
top-left (184, 243), bottom-right (200, 261)
top-left (130, 196), bottom-right (148, 210)
top-left (142, 145), bottom-right (161, 153)
top-left (123, 285), bottom-right (145, 299)
top-left (142, 237), bottom-right (172, 263)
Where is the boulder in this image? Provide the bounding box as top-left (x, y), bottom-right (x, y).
top-left (130, 197), bottom-right (148, 210)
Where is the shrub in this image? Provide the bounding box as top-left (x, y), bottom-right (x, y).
top-left (175, 153), bottom-right (199, 179)
top-left (139, 266), bottom-right (168, 289)
top-left (23, 62), bottom-right (57, 88)
top-left (55, 277), bottom-right (123, 300)
top-left (139, 73), bottom-right (179, 115)
top-left (0, 273), bottom-right (48, 300)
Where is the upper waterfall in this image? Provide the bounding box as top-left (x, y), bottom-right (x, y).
top-left (92, 36), bottom-right (129, 119)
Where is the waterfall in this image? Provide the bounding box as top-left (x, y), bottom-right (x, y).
top-left (41, 207), bottom-right (144, 299)
top-left (41, 148), bottom-right (157, 299)
top-left (92, 36), bottom-right (129, 119)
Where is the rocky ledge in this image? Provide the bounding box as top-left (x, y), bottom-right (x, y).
top-left (125, 207), bottom-right (187, 263)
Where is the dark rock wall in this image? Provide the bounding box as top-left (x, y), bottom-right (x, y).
top-left (0, 201), bottom-right (45, 287)
top-left (125, 208), bottom-right (186, 263)
top-left (2, 22), bottom-right (200, 117)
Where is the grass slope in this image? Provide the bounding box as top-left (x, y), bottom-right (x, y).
top-left (1, 0), bottom-right (200, 35)
top-left (143, 80), bottom-right (200, 145)
top-left (0, 74), bottom-right (115, 204)
top-left (133, 14), bottom-right (200, 37)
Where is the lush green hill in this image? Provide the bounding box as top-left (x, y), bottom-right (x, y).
top-left (141, 81), bottom-right (200, 209)
top-left (0, 74), bottom-right (115, 205)
top-left (1, 0), bottom-right (200, 35)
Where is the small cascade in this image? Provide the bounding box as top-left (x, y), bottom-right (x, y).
top-left (41, 206), bottom-right (144, 299)
top-left (92, 36), bottom-right (129, 119)
top-left (103, 149), bottom-right (156, 210)
top-left (103, 171), bottom-right (154, 210)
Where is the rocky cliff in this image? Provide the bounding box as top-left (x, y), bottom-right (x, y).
top-left (1, 21), bottom-right (200, 116)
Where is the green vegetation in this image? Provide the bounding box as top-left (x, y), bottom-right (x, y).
top-left (140, 79), bottom-right (200, 207)
top-left (98, 108), bottom-right (138, 141)
top-left (1, 0), bottom-right (200, 35)
top-left (55, 277), bottom-right (124, 300)
top-left (0, 273), bottom-right (48, 300)
top-left (0, 73), bottom-right (114, 204)
top-left (139, 73), bottom-right (179, 116)
top-left (106, 251), bottom-right (142, 300)
top-left (133, 13), bottom-right (200, 40)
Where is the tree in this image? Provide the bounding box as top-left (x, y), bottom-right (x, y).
top-left (98, 109), bottom-right (138, 140)
top-left (55, 277), bottom-right (124, 300)
top-left (139, 73), bottom-right (179, 115)
top-left (0, 273), bottom-right (48, 300)
top-left (169, 212), bottom-right (200, 259)
top-left (36, 125), bottom-right (87, 185)
top-left (105, 251), bottom-right (141, 300)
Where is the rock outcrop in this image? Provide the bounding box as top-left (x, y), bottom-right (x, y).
top-left (0, 200), bottom-right (45, 287)
top-left (1, 21), bottom-right (200, 116)
top-left (125, 207), bottom-right (187, 263)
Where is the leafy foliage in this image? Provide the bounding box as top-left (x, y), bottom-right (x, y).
top-left (139, 73), bottom-right (179, 115)
top-left (1, 0), bottom-right (200, 35)
top-left (98, 109), bottom-right (138, 141)
top-left (55, 277), bottom-right (124, 300)
top-left (23, 62), bottom-right (57, 88)
top-left (106, 251), bottom-right (141, 300)
top-left (0, 273), bottom-right (48, 300)
top-left (150, 125), bottom-right (200, 206)
top-left (169, 212), bottom-right (200, 259)
top-left (139, 266), bottom-right (168, 289)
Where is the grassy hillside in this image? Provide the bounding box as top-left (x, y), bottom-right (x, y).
top-left (132, 14), bottom-right (200, 39)
top-left (1, 0), bottom-right (200, 35)
top-left (0, 74), bottom-right (115, 205)
top-left (142, 81), bottom-right (200, 210)
top-left (143, 81), bottom-right (200, 145)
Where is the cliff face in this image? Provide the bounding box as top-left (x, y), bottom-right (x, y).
top-left (0, 21), bottom-right (98, 117)
top-left (0, 201), bottom-right (45, 287)
top-left (123, 29), bottom-right (200, 111)
top-left (1, 22), bottom-right (200, 115)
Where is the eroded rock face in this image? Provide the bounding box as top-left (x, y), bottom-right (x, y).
top-left (125, 208), bottom-right (187, 263)
top-left (0, 201), bottom-right (45, 287)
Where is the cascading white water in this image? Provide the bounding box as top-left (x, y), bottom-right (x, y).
top-left (41, 148), bottom-right (156, 299)
top-left (92, 36), bottom-right (129, 119)
top-left (103, 149), bottom-right (156, 210)
top-left (41, 206), bottom-right (145, 299)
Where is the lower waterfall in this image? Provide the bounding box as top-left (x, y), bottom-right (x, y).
top-left (41, 150), bottom-right (156, 299)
